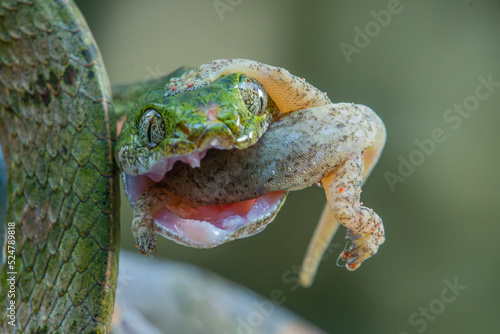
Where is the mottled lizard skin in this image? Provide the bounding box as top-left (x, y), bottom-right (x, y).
top-left (0, 0), bottom-right (120, 333)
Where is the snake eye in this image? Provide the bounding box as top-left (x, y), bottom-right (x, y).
top-left (140, 109), bottom-right (165, 148)
top-left (239, 76), bottom-right (267, 116)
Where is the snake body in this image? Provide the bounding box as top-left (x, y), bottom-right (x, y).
top-left (0, 1), bottom-right (119, 332)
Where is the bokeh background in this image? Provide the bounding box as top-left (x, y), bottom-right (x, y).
top-left (75, 1), bottom-right (500, 333)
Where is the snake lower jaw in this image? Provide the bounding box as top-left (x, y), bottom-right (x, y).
top-left (133, 190), bottom-right (287, 252)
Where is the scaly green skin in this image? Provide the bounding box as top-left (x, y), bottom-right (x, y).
top-left (115, 72), bottom-right (278, 176)
top-left (0, 1), bottom-right (119, 333)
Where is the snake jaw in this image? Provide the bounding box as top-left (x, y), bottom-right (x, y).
top-left (128, 179), bottom-right (288, 252)
top-left (150, 191), bottom-right (287, 248)
top-left (122, 148), bottom-right (289, 251)
top-left (116, 134), bottom-right (231, 178)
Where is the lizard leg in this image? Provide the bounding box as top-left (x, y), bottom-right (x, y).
top-left (323, 153), bottom-right (385, 271)
top-left (299, 105), bottom-right (386, 285)
top-left (132, 185), bottom-right (174, 256)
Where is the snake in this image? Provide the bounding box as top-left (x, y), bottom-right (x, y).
top-left (0, 1), bottom-right (386, 332)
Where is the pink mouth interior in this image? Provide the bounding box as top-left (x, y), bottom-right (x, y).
top-left (152, 191), bottom-right (285, 247)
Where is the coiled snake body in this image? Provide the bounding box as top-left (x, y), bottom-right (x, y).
top-left (0, 1), bottom-right (119, 332)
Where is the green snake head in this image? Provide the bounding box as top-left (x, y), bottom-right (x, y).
top-left (115, 72), bottom-right (279, 182)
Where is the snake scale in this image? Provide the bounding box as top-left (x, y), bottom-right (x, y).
top-left (0, 0), bottom-right (120, 332)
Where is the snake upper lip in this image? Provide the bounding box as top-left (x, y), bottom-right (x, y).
top-left (143, 150), bottom-right (208, 182)
top-left (122, 150), bottom-right (207, 205)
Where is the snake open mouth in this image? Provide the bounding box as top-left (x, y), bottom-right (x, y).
top-left (123, 151), bottom-right (287, 249)
top-left (151, 190), bottom-right (286, 248)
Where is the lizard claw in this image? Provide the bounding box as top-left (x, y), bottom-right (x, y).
top-left (337, 228), bottom-right (384, 271)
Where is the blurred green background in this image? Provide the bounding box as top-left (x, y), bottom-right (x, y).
top-left (75, 1), bottom-right (500, 333)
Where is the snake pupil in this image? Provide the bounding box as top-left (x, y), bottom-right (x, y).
top-left (259, 90), bottom-right (264, 114)
top-left (147, 120), bottom-right (153, 145)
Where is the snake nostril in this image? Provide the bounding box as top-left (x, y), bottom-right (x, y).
top-left (205, 105), bottom-right (219, 122)
top-left (179, 123), bottom-right (190, 136)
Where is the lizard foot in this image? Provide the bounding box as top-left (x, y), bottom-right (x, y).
top-left (133, 218), bottom-right (158, 257)
top-left (337, 227), bottom-right (384, 271)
